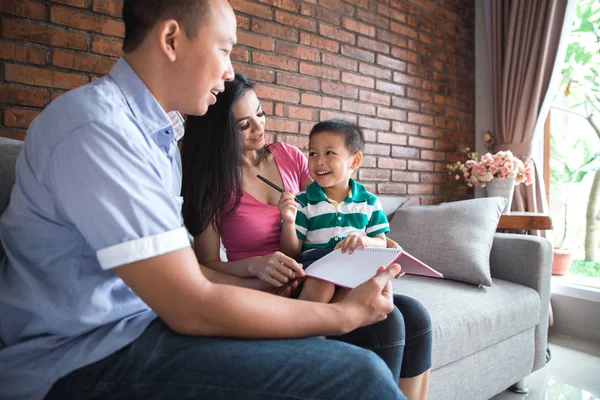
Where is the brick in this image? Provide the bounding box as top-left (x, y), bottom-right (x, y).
top-left (392, 146), bottom-right (419, 158)
top-left (393, 72), bottom-right (421, 87)
top-left (391, 47), bottom-right (420, 63)
top-left (52, 0), bottom-right (86, 6)
top-left (300, 33), bottom-right (339, 53)
top-left (376, 81), bottom-right (405, 96)
top-left (0, 85), bottom-right (48, 107)
top-left (376, 29), bottom-right (408, 48)
top-left (252, 20), bottom-right (298, 42)
top-left (408, 184), bottom-right (433, 195)
top-left (0, 129), bottom-right (26, 140)
top-left (231, 47), bottom-right (249, 62)
top-left (91, 37), bottom-right (122, 57)
top-left (364, 143), bottom-right (390, 156)
top-left (237, 31), bottom-right (274, 51)
top-left (359, 168), bottom-right (390, 181)
top-left (300, 3), bottom-right (339, 24)
top-left (356, 8), bottom-right (389, 29)
top-left (320, 0), bottom-right (355, 16)
top-left (378, 157), bottom-right (407, 170)
top-left (342, 99), bottom-right (376, 116)
top-left (392, 96), bottom-right (420, 111)
top-left (51, 7), bottom-right (125, 37)
top-left (362, 155), bottom-right (377, 168)
top-left (319, 110), bottom-right (356, 123)
top-left (359, 116), bottom-right (389, 131)
top-left (421, 103), bottom-right (444, 116)
top-left (276, 42), bottom-right (319, 62)
top-left (301, 93), bottom-right (340, 109)
top-left (420, 150), bottom-right (446, 161)
top-left (236, 15), bottom-right (250, 30)
top-left (357, 36), bottom-right (390, 54)
top-left (50, 90), bottom-right (66, 102)
top-left (421, 127), bottom-right (444, 138)
top-left (319, 24), bottom-right (355, 45)
top-left (407, 87), bottom-right (433, 102)
top-left (377, 183), bottom-right (407, 195)
top-left (436, 118), bottom-right (458, 130)
top-left (342, 17), bottom-right (375, 37)
top-left (408, 136), bottom-right (434, 149)
top-left (321, 53), bottom-right (358, 71)
top-left (392, 122), bottom-right (419, 135)
top-left (359, 63), bottom-right (391, 80)
top-left (261, 101), bottom-right (274, 115)
top-left (392, 170), bottom-right (420, 182)
top-left (377, 132), bottom-right (407, 146)
top-left (407, 112), bottom-right (434, 125)
top-left (376, 55), bottom-right (406, 71)
top-left (257, 0), bottom-right (300, 12)
top-left (359, 90), bottom-right (390, 106)
top-left (253, 52), bottom-right (297, 72)
top-left (3, 107), bottom-right (40, 128)
top-left (344, 0), bottom-right (370, 9)
top-left (275, 10), bottom-right (317, 32)
top-left (93, 0), bottom-right (123, 17)
top-left (300, 122), bottom-right (313, 135)
top-left (420, 172), bottom-right (448, 183)
top-left (268, 118), bottom-right (299, 133)
top-left (0, 0), bottom-right (45, 20)
top-left (52, 51), bottom-right (116, 75)
top-left (390, 21), bottom-right (418, 38)
top-left (341, 45), bottom-right (374, 62)
top-left (0, 42), bottom-right (46, 65)
top-left (407, 160), bottom-right (434, 171)
top-left (275, 104), bottom-right (317, 121)
top-left (230, 0), bottom-right (272, 19)
top-left (277, 72), bottom-right (319, 91)
top-left (299, 63), bottom-right (339, 80)
top-left (322, 82), bottom-right (358, 99)
top-left (2, 20), bottom-right (87, 51)
top-left (255, 85), bottom-right (300, 103)
top-left (342, 72), bottom-right (374, 89)
top-left (377, 4), bottom-right (407, 23)
top-left (407, 63), bottom-right (434, 79)
top-left (4, 64), bottom-right (87, 89)
top-left (362, 129), bottom-right (376, 142)
top-left (376, 107), bottom-right (407, 122)
top-left (277, 134), bottom-right (309, 149)
top-left (233, 64), bottom-right (275, 82)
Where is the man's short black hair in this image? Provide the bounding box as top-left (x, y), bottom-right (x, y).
top-left (122, 0), bottom-right (211, 53)
top-left (309, 119), bottom-right (365, 153)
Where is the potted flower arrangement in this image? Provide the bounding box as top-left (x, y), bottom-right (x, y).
top-left (447, 148), bottom-right (534, 213)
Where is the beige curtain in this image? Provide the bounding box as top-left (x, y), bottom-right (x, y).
top-left (491, 0), bottom-right (568, 217)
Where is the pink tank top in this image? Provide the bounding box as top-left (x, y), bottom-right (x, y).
top-left (220, 142), bottom-right (310, 261)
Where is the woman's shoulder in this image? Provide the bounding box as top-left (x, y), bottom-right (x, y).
top-left (268, 141), bottom-right (305, 158)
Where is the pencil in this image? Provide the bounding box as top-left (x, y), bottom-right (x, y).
top-left (256, 174), bottom-right (306, 207)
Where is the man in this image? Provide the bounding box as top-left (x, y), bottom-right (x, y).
top-left (0, 1), bottom-right (405, 399)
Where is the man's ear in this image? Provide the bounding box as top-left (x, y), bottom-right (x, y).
top-left (351, 151), bottom-right (363, 170)
top-left (158, 19), bottom-right (182, 62)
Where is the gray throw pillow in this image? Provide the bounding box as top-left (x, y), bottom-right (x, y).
top-left (388, 197), bottom-right (507, 286)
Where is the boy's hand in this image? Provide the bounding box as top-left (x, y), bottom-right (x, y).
top-left (335, 234), bottom-right (368, 254)
top-left (278, 190), bottom-right (297, 224)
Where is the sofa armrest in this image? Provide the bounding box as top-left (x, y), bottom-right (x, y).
top-left (489, 232), bottom-right (553, 371)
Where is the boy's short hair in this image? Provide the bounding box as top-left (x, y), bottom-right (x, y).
top-left (123, 0), bottom-right (211, 53)
top-left (309, 119), bottom-right (365, 153)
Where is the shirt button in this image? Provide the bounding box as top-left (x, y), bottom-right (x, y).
top-left (334, 237), bottom-right (339, 241)
top-left (337, 216), bottom-right (342, 221)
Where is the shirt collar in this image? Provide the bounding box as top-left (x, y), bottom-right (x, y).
top-left (109, 58), bottom-right (174, 141)
top-left (305, 178), bottom-right (370, 204)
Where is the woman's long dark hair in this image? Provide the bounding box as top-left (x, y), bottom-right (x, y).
top-left (181, 73), bottom-right (255, 236)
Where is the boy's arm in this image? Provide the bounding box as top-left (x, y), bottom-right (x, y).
top-left (280, 220), bottom-right (303, 257)
top-left (278, 191), bottom-right (305, 258)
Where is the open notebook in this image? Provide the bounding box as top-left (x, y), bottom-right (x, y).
top-left (304, 248), bottom-right (444, 289)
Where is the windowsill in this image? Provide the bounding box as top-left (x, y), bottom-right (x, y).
top-left (551, 275), bottom-right (600, 302)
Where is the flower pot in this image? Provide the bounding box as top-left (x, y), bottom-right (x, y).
top-left (486, 177), bottom-right (515, 214)
top-left (552, 248), bottom-right (573, 276)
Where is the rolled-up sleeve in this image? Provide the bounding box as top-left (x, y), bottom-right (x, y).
top-left (46, 120), bottom-right (189, 270)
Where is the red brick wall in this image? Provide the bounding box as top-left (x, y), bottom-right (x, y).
top-left (0, 0), bottom-right (475, 204)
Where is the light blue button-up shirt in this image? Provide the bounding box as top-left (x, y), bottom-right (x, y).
top-left (0, 59), bottom-right (190, 400)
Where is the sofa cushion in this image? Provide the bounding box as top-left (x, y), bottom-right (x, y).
top-left (393, 275), bottom-right (540, 370)
top-left (388, 197), bottom-right (506, 286)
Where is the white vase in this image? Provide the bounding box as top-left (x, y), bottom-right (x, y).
top-left (486, 177), bottom-right (515, 214)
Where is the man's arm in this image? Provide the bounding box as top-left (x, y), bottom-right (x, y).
top-left (114, 246), bottom-right (400, 338)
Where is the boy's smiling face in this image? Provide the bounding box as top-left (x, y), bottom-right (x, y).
top-left (308, 131), bottom-right (362, 192)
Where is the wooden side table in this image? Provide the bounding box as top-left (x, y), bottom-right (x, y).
top-left (497, 212), bottom-right (553, 233)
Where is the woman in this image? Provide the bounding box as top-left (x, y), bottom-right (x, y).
top-left (182, 73), bottom-right (432, 400)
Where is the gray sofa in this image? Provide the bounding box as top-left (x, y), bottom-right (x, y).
top-left (0, 137), bottom-right (552, 399)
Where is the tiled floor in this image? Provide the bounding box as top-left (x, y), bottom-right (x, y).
top-left (491, 333), bottom-right (600, 400)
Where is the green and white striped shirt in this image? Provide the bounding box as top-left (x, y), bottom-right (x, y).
top-left (295, 179), bottom-right (389, 250)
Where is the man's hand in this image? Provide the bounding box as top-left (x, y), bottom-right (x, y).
top-left (338, 263), bottom-right (400, 329)
top-left (248, 251), bottom-right (305, 287)
top-left (278, 190), bottom-right (298, 224)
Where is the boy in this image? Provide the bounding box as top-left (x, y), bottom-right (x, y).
top-left (279, 119), bottom-right (390, 303)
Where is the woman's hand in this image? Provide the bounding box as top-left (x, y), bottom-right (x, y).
top-left (248, 251), bottom-right (305, 287)
top-left (335, 234), bottom-right (368, 254)
top-left (278, 190), bottom-right (298, 224)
